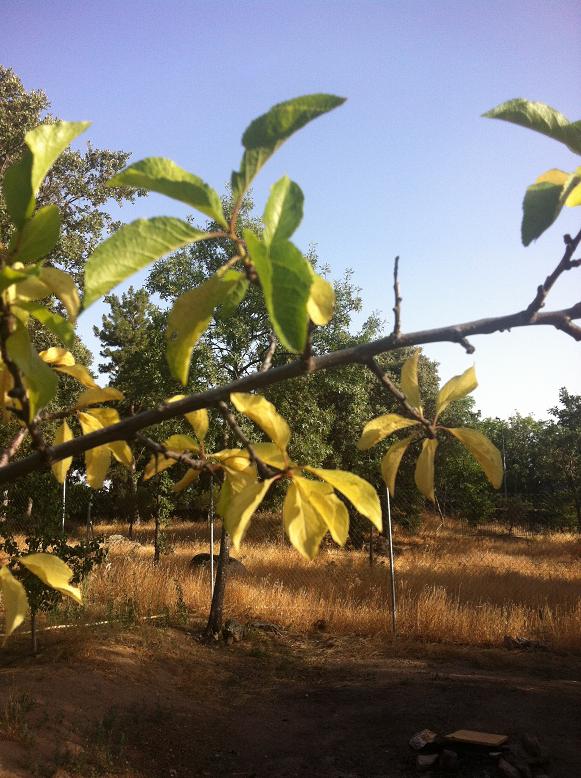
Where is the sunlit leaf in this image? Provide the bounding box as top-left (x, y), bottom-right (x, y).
top-left (306, 267), bottom-right (335, 326)
top-left (39, 347), bottom-right (75, 366)
top-left (244, 230), bottom-right (311, 352)
top-left (166, 272), bottom-right (241, 384)
top-left (143, 434), bottom-right (200, 480)
top-left (84, 217), bottom-right (208, 307)
top-left (414, 438), bottom-right (438, 501)
top-left (401, 351), bottom-right (421, 410)
top-left (263, 176), bottom-right (304, 245)
top-left (6, 322), bottom-right (58, 419)
top-left (15, 302), bottom-right (75, 348)
top-left (108, 157), bottom-right (227, 228)
top-left (447, 427), bottom-right (504, 489)
top-left (4, 121), bottom-right (90, 227)
top-left (172, 468), bottom-right (200, 493)
top-left (55, 363), bottom-right (99, 389)
top-left (214, 271), bottom-right (250, 320)
top-left (304, 467), bottom-right (382, 530)
top-left (223, 477), bottom-right (276, 549)
top-left (0, 565), bottom-right (28, 639)
top-left (565, 170), bottom-right (581, 207)
top-left (436, 366), bottom-right (477, 419)
top-left (39, 267), bottom-right (81, 321)
top-left (0, 266), bottom-right (35, 294)
top-left (86, 408), bottom-right (133, 468)
top-left (357, 413), bottom-right (419, 451)
top-left (75, 387), bottom-right (123, 407)
top-left (77, 412), bottom-right (111, 489)
top-left (381, 435), bottom-right (415, 495)
top-left (14, 205), bottom-right (60, 261)
top-left (283, 480), bottom-right (328, 560)
top-left (51, 421), bottom-right (73, 484)
top-left (295, 475), bottom-right (349, 546)
top-left (13, 274), bottom-right (50, 301)
top-left (230, 392), bottom-right (291, 452)
top-left (251, 442), bottom-right (289, 469)
top-left (212, 448), bottom-right (254, 471)
top-left (483, 99), bottom-right (581, 155)
top-left (20, 553), bottom-right (82, 604)
top-left (232, 93), bottom-right (345, 198)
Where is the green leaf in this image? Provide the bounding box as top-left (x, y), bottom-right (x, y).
top-left (14, 205), bottom-right (60, 261)
top-left (232, 94), bottom-right (345, 198)
top-left (214, 270), bottom-right (249, 320)
top-left (283, 480), bottom-right (328, 560)
top-left (224, 477), bottom-right (276, 549)
top-left (84, 217), bottom-right (208, 307)
top-left (357, 413), bottom-right (419, 451)
top-left (244, 230), bottom-right (311, 352)
top-left (483, 99), bottom-right (581, 155)
top-left (20, 553), bottom-right (82, 604)
top-left (304, 467), bottom-right (382, 531)
top-left (166, 272), bottom-right (241, 384)
top-left (401, 351), bottom-right (421, 411)
top-left (4, 122), bottom-right (90, 227)
top-left (108, 157), bottom-right (227, 228)
top-left (447, 427), bottom-right (504, 489)
top-left (436, 366), bottom-right (477, 420)
top-left (0, 266), bottom-right (37, 294)
top-left (414, 438), bottom-right (438, 502)
top-left (51, 421), bottom-right (73, 484)
top-left (6, 322), bottom-right (58, 419)
top-left (38, 267), bottom-right (80, 322)
top-left (15, 302), bottom-right (75, 348)
top-left (230, 392), bottom-right (291, 453)
top-left (522, 172), bottom-right (581, 245)
top-left (263, 176), bottom-right (304, 245)
top-left (381, 435), bottom-right (415, 495)
top-left (0, 565), bottom-right (28, 639)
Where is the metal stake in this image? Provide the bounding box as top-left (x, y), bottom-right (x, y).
top-left (61, 477), bottom-right (67, 534)
top-left (385, 486), bottom-right (397, 637)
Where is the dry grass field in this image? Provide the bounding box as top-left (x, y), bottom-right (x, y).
top-left (75, 513), bottom-right (581, 652)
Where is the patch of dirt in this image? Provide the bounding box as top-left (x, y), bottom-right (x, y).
top-left (0, 624), bottom-right (580, 776)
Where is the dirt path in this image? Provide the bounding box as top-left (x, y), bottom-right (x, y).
top-left (0, 625), bottom-right (579, 777)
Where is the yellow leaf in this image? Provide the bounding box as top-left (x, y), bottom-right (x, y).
top-left (144, 454), bottom-right (175, 480)
top-left (6, 322), bottom-right (58, 418)
top-left (436, 366), bottom-right (477, 419)
top-left (283, 480), bottom-right (328, 560)
top-left (307, 272), bottom-right (335, 326)
top-left (251, 442), bottom-right (289, 469)
top-left (401, 351), bottom-right (421, 411)
top-left (75, 387), bottom-right (124, 407)
top-left (87, 407), bottom-right (120, 426)
top-left (230, 392), bottom-right (290, 452)
top-left (357, 413), bottom-right (419, 450)
top-left (381, 435), bottom-right (415, 495)
top-left (211, 448), bottom-right (252, 471)
top-left (51, 421), bottom-right (73, 483)
top-left (0, 566), bottom-right (28, 639)
top-left (414, 438), bottom-right (438, 501)
top-left (39, 267), bottom-right (80, 321)
top-left (77, 411), bottom-right (111, 489)
top-left (565, 180), bottom-right (581, 207)
top-left (535, 168), bottom-right (569, 186)
top-left (223, 477), bottom-right (275, 549)
top-left (13, 276), bottom-right (50, 301)
top-left (172, 468), bottom-right (201, 493)
top-left (166, 394), bottom-right (209, 440)
top-left (85, 408), bottom-right (133, 468)
top-left (19, 553), bottom-right (82, 604)
top-left (143, 434), bottom-right (199, 480)
top-left (55, 363), bottom-right (99, 388)
top-left (295, 475), bottom-right (349, 546)
top-left (39, 347), bottom-right (75, 366)
top-left (304, 467), bottom-right (382, 531)
top-left (447, 427), bottom-right (504, 489)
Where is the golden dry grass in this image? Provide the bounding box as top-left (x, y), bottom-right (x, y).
top-left (73, 513), bottom-right (581, 652)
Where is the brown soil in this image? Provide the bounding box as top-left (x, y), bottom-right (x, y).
top-left (0, 622), bottom-right (579, 777)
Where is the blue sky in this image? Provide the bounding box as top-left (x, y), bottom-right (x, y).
top-left (3, 0), bottom-right (580, 418)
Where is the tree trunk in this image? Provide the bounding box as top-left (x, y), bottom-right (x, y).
top-left (204, 524), bottom-right (230, 638)
top-left (128, 463), bottom-right (140, 539)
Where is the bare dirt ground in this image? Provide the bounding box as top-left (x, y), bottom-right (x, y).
top-left (0, 623), bottom-right (580, 777)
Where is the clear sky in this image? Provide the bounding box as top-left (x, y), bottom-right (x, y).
top-left (3, 0), bottom-right (580, 419)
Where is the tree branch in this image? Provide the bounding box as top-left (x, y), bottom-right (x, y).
top-left (366, 357), bottom-right (434, 436)
top-left (526, 229), bottom-right (581, 316)
top-left (260, 333), bottom-right (278, 372)
top-left (0, 426), bottom-right (28, 468)
top-left (392, 255), bottom-right (402, 337)
top-left (1, 291), bottom-right (580, 484)
top-left (135, 433), bottom-right (215, 473)
top-left (216, 401), bottom-right (276, 480)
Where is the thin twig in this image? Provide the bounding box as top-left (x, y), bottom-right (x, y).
top-left (392, 256), bottom-right (402, 337)
top-left (302, 322), bottom-right (315, 373)
top-left (366, 358), bottom-right (435, 437)
top-left (526, 229), bottom-right (581, 316)
top-left (216, 401), bottom-right (276, 480)
top-left (135, 433), bottom-right (216, 473)
top-left (260, 334), bottom-right (278, 373)
top-left (0, 426), bottom-right (27, 467)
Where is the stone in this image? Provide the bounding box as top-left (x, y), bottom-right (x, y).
top-left (438, 749), bottom-right (459, 771)
top-left (409, 729), bottom-right (438, 751)
top-left (417, 753), bottom-right (438, 769)
top-left (189, 553), bottom-right (247, 575)
top-left (497, 757), bottom-right (522, 777)
top-left (223, 619), bottom-right (245, 643)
